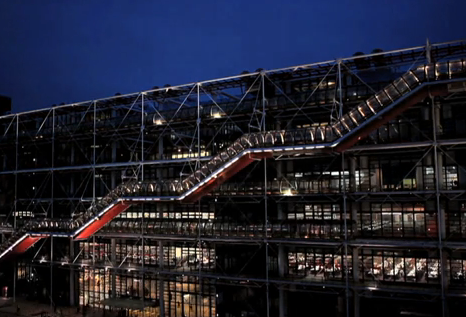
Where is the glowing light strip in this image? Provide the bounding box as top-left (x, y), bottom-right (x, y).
top-left (410, 71), bottom-right (420, 82)
top-left (179, 155), bottom-right (242, 200)
top-left (123, 196), bottom-right (177, 202)
top-left (73, 216), bottom-right (100, 236)
top-left (73, 199), bottom-right (125, 237)
top-left (30, 233), bottom-right (71, 237)
top-left (0, 234), bottom-right (28, 259)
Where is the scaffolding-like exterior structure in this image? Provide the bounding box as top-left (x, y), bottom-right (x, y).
top-left (1, 39), bottom-right (466, 317)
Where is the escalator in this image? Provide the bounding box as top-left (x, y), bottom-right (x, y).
top-left (1, 59), bottom-right (465, 259)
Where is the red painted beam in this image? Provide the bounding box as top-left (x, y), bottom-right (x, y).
top-left (75, 202), bottom-right (131, 240)
top-left (183, 152), bottom-right (272, 203)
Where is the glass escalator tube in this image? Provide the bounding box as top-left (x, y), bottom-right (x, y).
top-left (424, 64), bottom-right (435, 81)
top-left (294, 129), bottom-right (306, 145)
top-left (132, 183), bottom-right (142, 196)
top-left (374, 90), bottom-right (391, 107)
top-left (449, 59), bottom-right (465, 78)
top-left (348, 108), bottom-right (364, 127)
top-left (239, 134), bottom-right (252, 149)
top-left (200, 165), bottom-right (211, 179)
top-left (220, 150), bottom-right (230, 162)
top-left (250, 133), bottom-right (264, 148)
top-left (158, 181), bottom-right (170, 195)
top-left (331, 61), bottom-right (464, 143)
top-left (211, 155), bottom-right (224, 172)
top-left (187, 175), bottom-right (198, 188)
top-left (303, 127), bottom-right (315, 143)
top-left (159, 181), bottom-right (169, 195)
top-left (312, 127), bottom-right (322, 143)
top-left (322, 126), bottom-right (334, 142)
top-left (366, 96), bottom-right (383, 114)
top-left (275, 130), bottom-right (287, 146)
top-left (263, 131), bottom-right (274, 147)
top-left (435, 61), bottom-right (449, 80)
top-left (227, 145), bottom-right (239, 158)
top-left (340, 114), bottom-right (355, 132)
top-left (139, 182), bottom-right (150, 196)
top-left (180, 179), bottom-right (191, 192)
top-left (383, 83), bottom-right (402, 102)
top-left (356, 102), bottom-right (373, 122)
top-left (401, 71), bottom-right (420, 89)
top-left (412, 65), bottom-right (426, 82)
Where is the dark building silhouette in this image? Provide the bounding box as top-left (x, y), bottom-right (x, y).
top-left (0, 95), bottom-right (11, 116)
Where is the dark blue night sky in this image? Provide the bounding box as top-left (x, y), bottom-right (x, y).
top-left (0, 0), bottom-right (464, 113)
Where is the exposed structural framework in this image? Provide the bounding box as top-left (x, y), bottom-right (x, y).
top-left (1, 61), bottom-right (465, 255)
top-left (1, 40), bottom-right (466, 317)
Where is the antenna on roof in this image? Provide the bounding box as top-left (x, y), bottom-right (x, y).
top-left (426, 38), bottom-right (432, 64)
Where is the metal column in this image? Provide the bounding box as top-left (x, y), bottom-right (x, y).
top-left (92, 101), bottom-right (97, 277)
top-left (338, 60), bottom-right (351, 317)
top-left (13, 115), bottom-right (18, 303)
top-left (13, 115), bottom-right (18, 231)
top-left (50, 237), bottom-right (54, 312)
top-left (50, 107), bottom-right (56, 312)
top-left (158, 240), bottom-right (165, 317)
top-left (349, 155), bottom-right (360, 317)
top-left (69, 239), bottom-right (76, 306)
top-left (432, 97), bottom-right (448, 317)
top-left (276, 120), bottom-right (287, 317)
top-left (111, 238), bottom-right (116, 299)
top-left (261, 72), bottom-right (270, 317)
top-left (196, 83), bottom-right (203, 317)
top-left (141, 93), bottom-right (146, 315)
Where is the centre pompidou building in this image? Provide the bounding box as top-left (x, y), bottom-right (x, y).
top-left (1, 39), bottom-right (466, 317)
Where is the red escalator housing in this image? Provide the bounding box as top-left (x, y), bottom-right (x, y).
top-left (183, 152), bottom-right (272, 203)
top-left (0, 235), bottom-right (45, 261)
top-left (13, 235), bottom-right (44, 254)
top-left (75, 202), bottom-right (131, 240)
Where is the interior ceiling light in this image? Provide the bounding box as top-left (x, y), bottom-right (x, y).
top-left (211, 108), bottom-right (225, 118)
top-left (153, 114), bottom-right (166, 125)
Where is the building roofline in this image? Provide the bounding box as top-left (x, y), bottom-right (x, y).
top-left (1, 38), bottom-right (465, 120)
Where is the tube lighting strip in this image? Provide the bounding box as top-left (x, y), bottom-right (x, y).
top-left (73, 214), bottom-right (105, 236)
top-left (29, 233), bottom-right (72, 238)
top-left (0, 234), bottom-right (29, 259)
